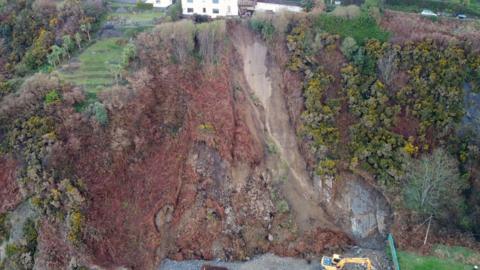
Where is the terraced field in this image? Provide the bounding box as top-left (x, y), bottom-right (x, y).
top-left (57, 1), bottom-right (164, 103)
top-left (58, 38), bottom-right (125, 94)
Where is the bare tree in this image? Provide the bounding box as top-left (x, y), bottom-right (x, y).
top-left (403, 148), bottom-right (468, 221)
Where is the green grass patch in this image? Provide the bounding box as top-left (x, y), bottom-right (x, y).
top-left (398, 250), bottom-right (475, 270)
top-left (58, 38), bottom-right (125, 94)
top-left (112, 10), bottom-right (164, 23)
top-left (315, 13), bottom-right (390, 44)
top-left (432, 244), bottom-right (480, 265)
top-left (109, 1), bottom-right (136, 9)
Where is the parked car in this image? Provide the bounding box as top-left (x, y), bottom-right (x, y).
top-left (457, 14), bottom-right (467, 19)
top-left (421, 9), bottom-right (438, 17)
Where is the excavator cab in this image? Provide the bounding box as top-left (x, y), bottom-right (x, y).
top-left (321, 254), bottom-right (341, 270)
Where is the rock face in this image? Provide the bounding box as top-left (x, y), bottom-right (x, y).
top-left (317, 173), bottom-right (392, 249)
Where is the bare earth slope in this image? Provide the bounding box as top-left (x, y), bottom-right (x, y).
top-left (232, 32), bottom-right (334, 231)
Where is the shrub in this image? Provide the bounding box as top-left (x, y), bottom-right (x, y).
top-left (167, 1), bottom-right (182, 21)
top-left (316, 158), bottom-right (337, 176)
top-left (249, 14), bottom-right (276, 41)
top-left (68, 210), bottom-right (84, 245)
top-left (121, 43), bottom-right (137, 68)
top-left (362, 0), bottom-right (382, 10)
top-left (136, 1), bottom-right (153, 10)
top-left (45, 89), bottom-right (61, 105)
top-left (403, 141), bottom-right (418, 156)
top-left (0, 79), bottom-right (14, 98)
top-left (340, 36), bottom-right (359, 60)
top-left (276, 199), bottom-right (290, 214)
top-left (22, 219), bottom-right (37, 254)
top-left (0, 212), bottom-right (9, 242)
top-left (91, 102), bottom-right (108, 126)
top-left (266, 138), bottom-right (278, 154)
top-left (302, 0), bottom-right (314, 12)
top-left (5, 243), bottom-right (26, 258)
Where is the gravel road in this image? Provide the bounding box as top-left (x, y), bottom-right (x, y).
top-left (159, 254), bottom-right (324, 270)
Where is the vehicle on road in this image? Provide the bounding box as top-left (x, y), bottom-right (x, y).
top-left (421, 9), bottom-right (438, 17)
top-left (457, 14), bottom-right (467, 19)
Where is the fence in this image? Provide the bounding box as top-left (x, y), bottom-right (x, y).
top-left (388, 233), bottom-right (401, 270)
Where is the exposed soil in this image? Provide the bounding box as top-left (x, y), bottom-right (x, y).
top-left (231, 27), bottom-right (335, 232)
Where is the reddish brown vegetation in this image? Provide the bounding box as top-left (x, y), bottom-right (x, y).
top-left (0, 157), bottom-right (21, 213)
top-left (391, 211), bottom-right (480, 254)
top-left (381, 10), bottom-right (480, 51)
top-left (34, 220), bottom-right (72, 270)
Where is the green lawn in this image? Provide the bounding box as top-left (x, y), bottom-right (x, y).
top-left (314, 13), bottom-right (391, 44)
top-left (432, 245), bottom-right (480, 266)
top-left (113, 10), bottom-right (164, 24)
top-left (398, 245), bottom-right (480, 270)
top-left (58, 38), bottom-right (125, 94)
top-left (107, 1), bottom-right (164, 27)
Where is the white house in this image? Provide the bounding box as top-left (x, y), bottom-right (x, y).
top-left (181, 0), bottom-right (239, 18)
top-left (145, 0), bottom-right (173, 8)
top-left (255, 0), bottom-right (302, 13)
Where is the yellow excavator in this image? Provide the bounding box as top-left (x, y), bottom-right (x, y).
top-left (321, 254), bottom-right (373, 270)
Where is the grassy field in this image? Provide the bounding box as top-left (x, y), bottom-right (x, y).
top-left (398, 245), bottom-right (480, 270)
top-left (314, 13), bottom-right (391, 44)
top-left (112, 10), bottom-right (164, 24)
top-left (108, 1), bottom-right (164, 25)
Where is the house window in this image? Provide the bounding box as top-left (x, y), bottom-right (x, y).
top-left (187, 0), bottom-right (193, 3)
top-left (203, 7), bottom-right (206, 13)
top-left (187, 7), bottom-right (194, 12)
top-left (156, 0), bottom-right (160, 3)
top-left (213, 0), bottom-right (219, 3)
top-left (212, 8), bottom-right (219, 14)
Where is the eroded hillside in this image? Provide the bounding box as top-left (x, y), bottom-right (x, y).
top-left (1, 3), bottom-right (480, 270)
